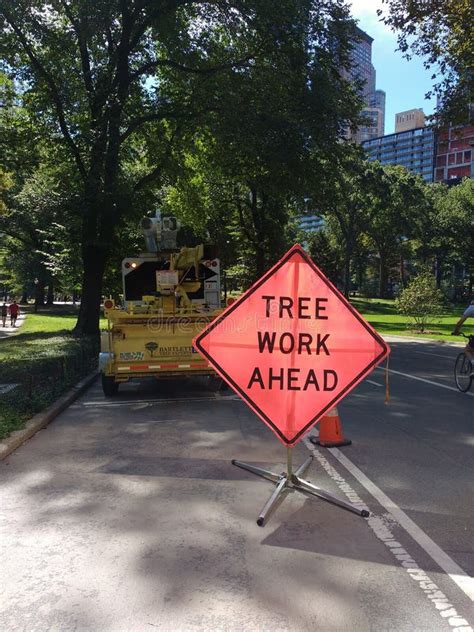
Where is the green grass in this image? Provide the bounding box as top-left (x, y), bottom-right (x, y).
top-left (0, 307), bottom-right (98, 440)
top-left (350, 298), bottom-right (466, 342)
top-left (19, 312), bottom-right (80, 335)
top-left (1, 309), bottom-right (83, 364)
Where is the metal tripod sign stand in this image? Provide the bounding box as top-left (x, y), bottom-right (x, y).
top-left (233, 447), bottom-right (368, 527)
top-left (193, 244), bottom-right (389, 526)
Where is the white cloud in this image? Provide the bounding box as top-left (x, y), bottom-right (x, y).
top-left (348, 0), bottom-right (397, 48)
top-left (349, 0), bottom-right (386, 22)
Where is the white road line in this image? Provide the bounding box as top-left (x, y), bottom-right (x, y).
top-left (366, 379), bottom-right (383, 387)
top-left (323, 445), bottom-right (474, 602)
top-left (303, 439), bottom-right (473, 630)
top-left (74, 395), bottom-right (240, 408)
top-left (376, 367), bottom-right (474, 397)
top-left (412, 350), bottom-right (456, 360)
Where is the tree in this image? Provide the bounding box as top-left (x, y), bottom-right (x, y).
top-left (364, 165), bottom-right (428, 298)
top-left (406, 179), bottom-right (472, 294)
top-left (164, 142), bottom-right (294, 284)
top-left (379, 0), bottom-right (474, 123)
top-left (0, 167), bottom-right (12, 214)
top-left (1, 0), bottom-right (363, 334)
top-left (307, 229), bottom-right (344, 287)
top-left (443, 178), bottom-right (474, 295)
top-left (314, 152), bottom-right (385, 297)
top-left (163, 2), bottom-right (363, 282)
top-left (396, 271), bottom-right (445, 333)
top-left (0, 2), bottom-right (278, 331)
top-left (1, 166), bottom-right (65, 308)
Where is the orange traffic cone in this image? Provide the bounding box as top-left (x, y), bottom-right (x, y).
top-left (310, 407), bottom-right (352, 448)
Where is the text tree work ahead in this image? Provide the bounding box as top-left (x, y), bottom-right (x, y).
top-left (194, 245), bottom-right (390, 446)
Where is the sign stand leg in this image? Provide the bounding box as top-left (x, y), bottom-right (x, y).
top-left (232, 448), bottom-right (369, 527)
top-left (287, 447), bottom-right (293, 485)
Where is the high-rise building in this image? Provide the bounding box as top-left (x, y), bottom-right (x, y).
top-left (395, 108), bottom-right (426, 133)
top-left (372, 90), bottom-right (386, 134)
top-left (350, 27), bottom-right (376, 99)
top-left (347, 27), bottom-right (385, 143)
top-left (355, 107), bottom-right (384, 144)
top-left (362, 127), bottom-right (435, 182)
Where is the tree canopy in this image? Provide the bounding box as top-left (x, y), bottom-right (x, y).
top-left (1, 0), bottom-right (362, 333)
top-left (1, 1), bottom-right (471, 317)
top-left (380, 0), bottom-right (474, 123)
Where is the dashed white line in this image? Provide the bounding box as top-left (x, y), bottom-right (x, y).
top-left (73, 395), bottom-right (241, 408)
top-left (306, 437), bottom-right (474, 602)
top-left (304, 438), bottom-right (473, 629)
top-left (412, 350), bottom-right (456, 360)
top-left (366, 379), bottom-right (383, 387)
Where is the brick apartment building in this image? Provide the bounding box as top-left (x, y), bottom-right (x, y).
top-left (434, 124), bottom-right (474, 183)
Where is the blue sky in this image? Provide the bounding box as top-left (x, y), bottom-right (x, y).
top-left (349, 0), bottom-right (436, 134)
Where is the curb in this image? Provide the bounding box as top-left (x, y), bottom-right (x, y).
top-left (0, 371), bottom-right (98, 461)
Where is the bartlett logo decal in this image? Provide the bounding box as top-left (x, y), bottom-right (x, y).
top-left (145, 342), bottom-right (159, 357)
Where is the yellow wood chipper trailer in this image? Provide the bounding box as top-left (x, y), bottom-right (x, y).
top-left (99, 214), bottom-right (223, 395)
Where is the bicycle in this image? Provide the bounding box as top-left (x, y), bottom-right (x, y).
top-left (453, 333), bottom-right (474, 393)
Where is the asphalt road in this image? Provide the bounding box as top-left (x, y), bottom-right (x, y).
top-left (0, 336), bottom-right (472, 631)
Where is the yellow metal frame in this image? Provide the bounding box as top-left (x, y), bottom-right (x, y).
top-left (102, 303), bottom-right (222, 382)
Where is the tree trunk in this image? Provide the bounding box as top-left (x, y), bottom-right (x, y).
top-left (255, 243), bottom-right (265, 280)
top-left (343, 252), bottom-right (351, 298)
top-left (356, 261), bottom-right (364, 294)
top-left (46, 282), bottom-right (54, 305)
top-left (34, 281), bottom-right (45, 313)
top-left (379, 255), bottom-right (389, 299)
top-left (400, 255), bottom-right (405, 288)
top-left (249, 188), bottom-right (266, 280)
top-left (73, 245), bottom-right (106, 336)
top-left (434, 256), bottom-right (443, 288)
top-left (20, 290), bottom-right (28, 304)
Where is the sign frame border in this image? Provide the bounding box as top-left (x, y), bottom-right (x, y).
top-left (194, 244), bottom-right (390, 445)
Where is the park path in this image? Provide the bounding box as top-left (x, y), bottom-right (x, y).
top-left (0, 313), bottom-right (26, 339)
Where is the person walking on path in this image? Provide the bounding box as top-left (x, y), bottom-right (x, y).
top-left (1, 303), bottom-right (7, 327)
top-left (9, 300), bottom-right (19, 327)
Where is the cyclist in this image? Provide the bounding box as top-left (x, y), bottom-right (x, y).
top-left (452, 300), bottom-right (474, 373)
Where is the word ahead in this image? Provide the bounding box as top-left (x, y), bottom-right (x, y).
top-left (250, 321), bottom-right (335, 391)
top-left (194, 245), bottom-right (389, 446)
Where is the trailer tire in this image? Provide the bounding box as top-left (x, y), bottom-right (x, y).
top-left (102, 374), bottom-right (119, 396)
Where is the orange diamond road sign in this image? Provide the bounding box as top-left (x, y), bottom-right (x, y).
top-left (193, 244), bottom-right (390, 446)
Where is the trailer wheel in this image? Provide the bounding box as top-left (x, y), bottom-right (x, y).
top-left (102, 374), bottom-right (119, 396)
